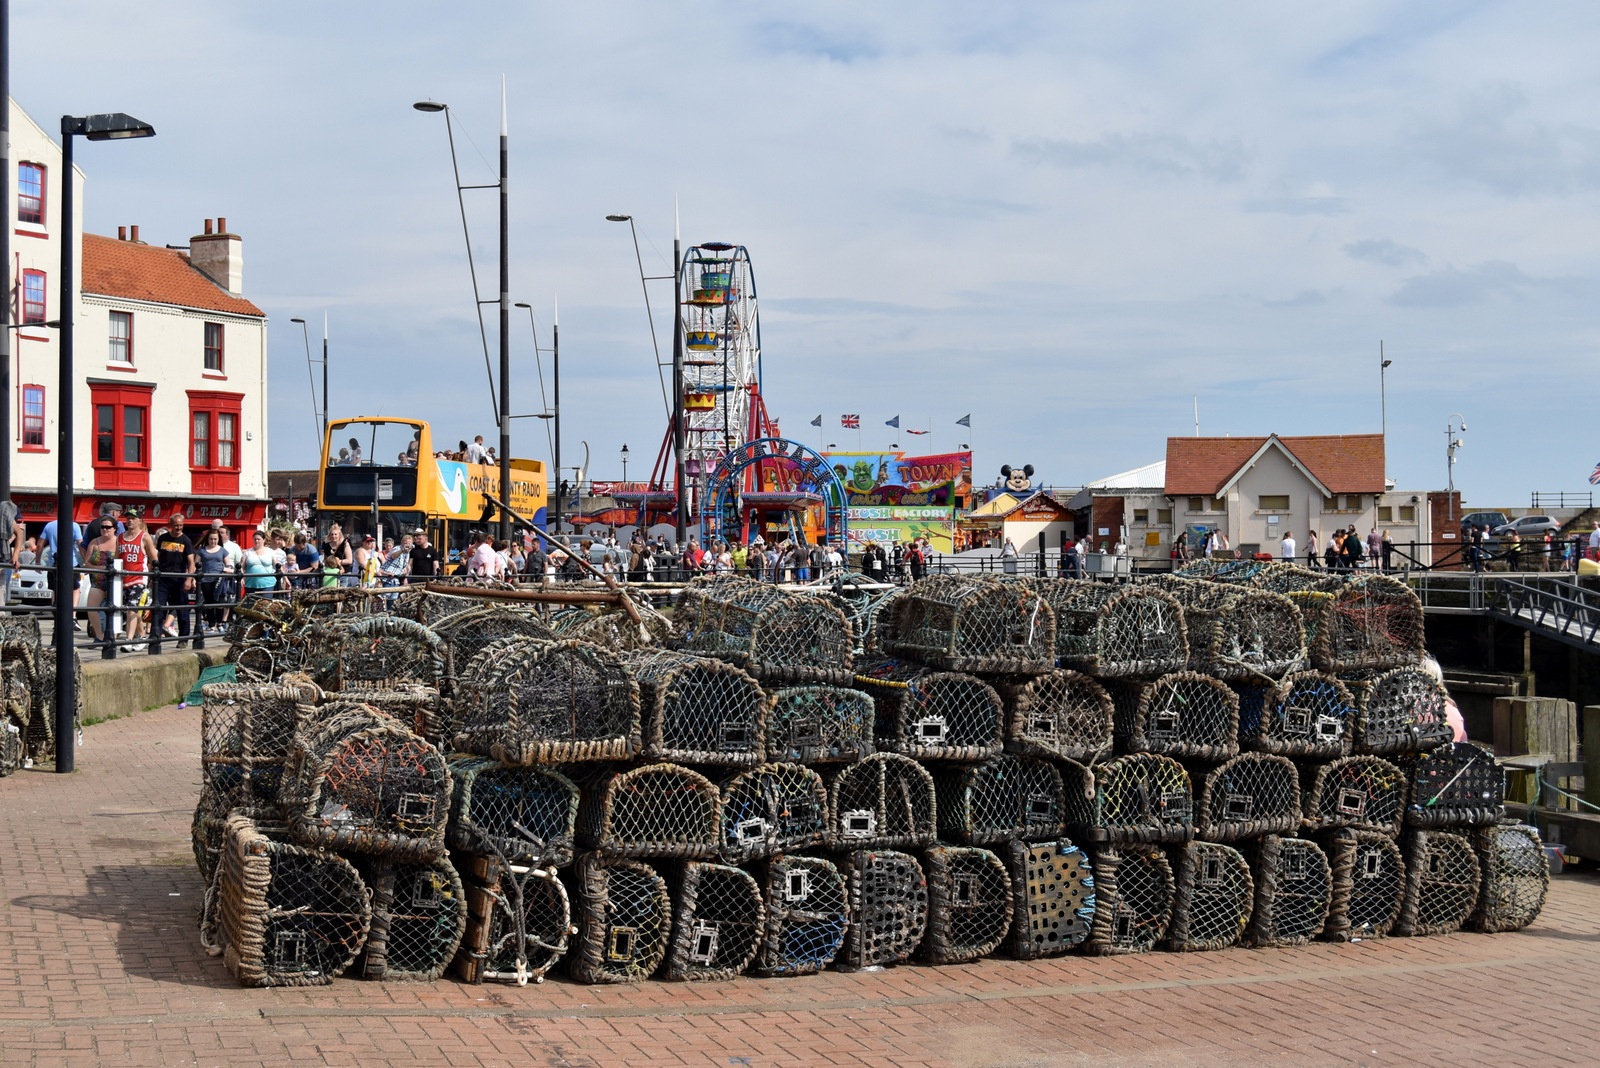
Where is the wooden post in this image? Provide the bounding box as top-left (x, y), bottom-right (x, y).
top-left (1493, 696), bottom-right (1578, 806)
top-left (1586, 705), bottom-right (1600, 812)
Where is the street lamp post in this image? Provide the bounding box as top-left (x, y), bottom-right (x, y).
top-left (620, 443), bottom-right (629, 484)
top-left (289, 316), bottom-right (328, 451)
top-left (1380, 341), bottom-right (1393, 474)
top-left (1445, 414), bottom-right (1467, 526)
top-left (56, 111), bottom-right (155, 774)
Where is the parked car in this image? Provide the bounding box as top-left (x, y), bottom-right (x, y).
top-left (7, 562), bottom-right (49, 604)
top-left (1492, 515), bottom-right (1561, 539)
top-left (1459, 511), bottom-right (1508, 539)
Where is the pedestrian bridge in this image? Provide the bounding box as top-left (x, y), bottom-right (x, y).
top-left (1409, 572), bottom-right (1600, 651)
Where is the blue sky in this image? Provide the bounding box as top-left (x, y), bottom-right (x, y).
top-left (16, 2), bottom-right (1600, 507)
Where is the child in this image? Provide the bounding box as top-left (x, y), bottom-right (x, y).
top-left (321, 558), bottom-right (343, 588)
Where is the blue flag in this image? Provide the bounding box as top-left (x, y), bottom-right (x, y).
top-left (956, 414), bottom-right (971, 427)
top-left (810, 414), bottom-right (822, 427)
top-left (885, 415), bottom-right (900, 428)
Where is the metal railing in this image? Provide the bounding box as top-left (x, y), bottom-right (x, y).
top-left (1494, 575), bottom-right (1600, 648)
top-left (1531, 491), bottom-right (1592, 510)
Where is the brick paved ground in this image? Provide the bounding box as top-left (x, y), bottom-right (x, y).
top-left (3, 703), bottom-right (1598, 1068)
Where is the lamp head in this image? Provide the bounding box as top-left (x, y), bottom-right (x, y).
top-left (1382, 359), bottom-right (1393, 368)
top-left (65, 112), bottom-right (156, 140)
top-left (605, 214), bottom-right (631, 222)
top-left (1460, 421), bottom-right (1467, 432)
top-left (514, 302), bottom-right (531, 309)
top-left (290, 317), bottom-right (306, 324)
top-left (412, 100), bottom-right (446, 113)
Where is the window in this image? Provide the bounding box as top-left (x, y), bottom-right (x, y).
top-left (1377, 506), bottom-right (1393, 522)
top-left (1210, 496), bottom-right (1226, 512)
top-left (1259, 494), bottom-right (1290, 511)
top-left (187, 389), bottom-right (243, 494)
top-left (204, 322), bottom-right (224, 372)
top-left (1157, 508), bottom-right (1173, 524)
top-left (20, 385), bottom-right (45, 450)
top-left (17, 162), bottom-right (44, 225)
top-left (109, 311), bottom-right (133, 364)
top-left (89, 382), bottom-right (153, 490)
top-left (1188, 497), bottom-right (1203, 513)
top-left (1133, 509), bottom-right (1149, 523)
top-left (1323, 496), bottom-right (1337, 511)
top-left (1399, 505), bottom-right (1416, 522)
top-left (21, 270), bottom-right (45, 324)
top-left (192, 411), bottom-right (210, 468)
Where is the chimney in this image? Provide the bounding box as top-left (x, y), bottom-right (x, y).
top-left (189, 216), bottom-right (243, 294)
top-left (117, 226), bottom-right (126, 241)
top-left (130, 224), bottom-right (140, 243)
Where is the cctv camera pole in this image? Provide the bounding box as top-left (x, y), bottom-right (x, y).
top-left (496, 80), bottom-right (512, 542)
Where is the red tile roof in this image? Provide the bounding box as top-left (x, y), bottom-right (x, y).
top-left (81, 233), bottom-right (263, 317)
top-left (1164, 434), bottom-right (1386, 496)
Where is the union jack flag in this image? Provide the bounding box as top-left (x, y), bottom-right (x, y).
top-left (841, 414), bottom-right (860, 428)
top-left (906, 428), bottom-right (929, 435)
top-left (1589, 462), bottom-right (1600, 486)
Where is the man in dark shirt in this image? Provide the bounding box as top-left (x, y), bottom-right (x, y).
top-left (406, 530), bottom-right (441, 582)
top-left (152, 513), bottom-right (197, 652)
top-left (524, 540), bottom-right (549, 584)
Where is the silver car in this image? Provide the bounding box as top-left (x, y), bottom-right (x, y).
top-left (1491, 515), bottom-right (1561, 538)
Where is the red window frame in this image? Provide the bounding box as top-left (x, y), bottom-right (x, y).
top-left (21, 269), bottom-right (45, 325)
top-left (20, 384), bottom-right (46, 451)
top-left (203, 322), bottom-right (224, 373)
top-left (89, 382), bottom-right (153, 491)
top-left (109, 310), bottom-right (133, 365)
top-left (187, 389), bottom-right (243, 495)
top-left (17, 162), bottom-right (44, 226)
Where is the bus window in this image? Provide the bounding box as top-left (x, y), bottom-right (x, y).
top-left (326, 420), bottom-right (424, 469)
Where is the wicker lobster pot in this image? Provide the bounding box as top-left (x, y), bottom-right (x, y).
top-left (446, 757), bottom-right (579, 869)
top-left (1318, 829), bottom-right (1405, 942)
top-left (825, 752), bottom-right (938, 849)
top-left (574, 762), bottom-right (722, 859)
top-left (1244, 835), bottom-right (1331, 947)
top-left (834, 849), bottom-right (929, 970)
top-left (563, 602), bottom-right (674, 652)
top-left (1109, 672), bottom-right (1239, 761)
top-left (920, 845), bottom-right (1013, 964)
top-left (0, 719), bottom-right (19, 778)
top-left (999, 669), bottom-right (1114, 762)
top-left (19, 646), bottom-right (81, 762)
top-left (1003, 838), bottom-right (1096, 959)
top-left (347, 685), bottom-right (447, 749)
top-left (716, 762), bottom-right (829, 864)
top-left (626, 650), bottom-right (767, 766)
top-left (765, 685), bottom-right (875, 764)
top-left (1166, 840), bottom-right (1253, 952)
top-left (1082, 845), bottom-right (1173, 956)
top-left (1236, 671), bottom-right (1354, 759)
top-left (1246, 563), bottom-right (1328, 594)
top-left (199, 680), bottom-right (319, 806)
top-left (430, 604), bottom-right (553, 701)
top-left (1346, 666), bottom-right (1453, 756)
top-left (452, 638), bottom-right (642, 765)
top-left (1301, 755), bottom-right (1408, 835)
top-left (1054, 583), bottom-right (1189, 678)
top-left (1394, 829), bottom-right (1481, 936)
top-left (1193, 752), bottom-right (1303, 842)
top-left (660, 862), bottom-right (766, 980)
top-left (192, 782), bottom-right (232, 885)
top-left (752, 854), bottom-right (850, 977)
top-left (860, 587), bottom-right (909, 655)
top-left (1154, 579), bottom-right (1307, 679)
top-left (567, 853), bottom-right (673, 983)
top-left (1058, 753), bottom-right (1194, 844)
top-left (674, 574), bottom-right (854, 684)
top-left (1404, 742), bottom-right (1503, 828)
top-left (213, 812), bottom-right (371, 987)
top-left (1469, 824), bottom-right (1548, 933)
top-left (853, 657), bottom-right (1004, 761)
top-left (0, 644), bottom-right (37, 761)
top-left (324, 615), bottom-right (445, 692)
top-left (392, 588), bottom-right (493, 627)
top-left (1306, 575), bottom-right (1425, 672)
top-left (884, 575), bottom-right (1056, 675)
top-left (933, 754), bottom-right (1066, 845)
top-left (452, 853), bottom-right (573, 984)
top-left (356, 855), bottom-right (467, 981)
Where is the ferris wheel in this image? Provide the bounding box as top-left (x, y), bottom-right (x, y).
top-left (680, 243), bottom-right (761, 464)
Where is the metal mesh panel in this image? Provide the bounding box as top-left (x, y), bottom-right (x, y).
top-left (1195, 752), bottom-right (1302, 842)
top-left (1348, 666), bottom-right (1453, 756)
top-left (716, 762), bottom-right (829, 864)
top-left (1319, 829), bottom-right (1405, 941)
top-left (836, 849), bottom-right (928, 969)
top-left (674, 574), bottom-right (854, 684)
top-left (853, 657), bottom-right (1004, 761)
top-left (627, 650), bottom-right (767, 766)
top-left (199, 681), bottom-right (318, 806)
top-left (826, 753), bottom-right (938, 849)
top-left (1302, 755), bottom-right (1407, 835)
top-left (1003, 838), bottom-right (1095, 959)
top-left (1394, 829), bottom-right (1480, 936)
top-left (886, 575), bottom-right (1056, 675)
top-left (860, 588), bottom-right (909, 655)
top-left (1112, 672), bottom-right (1239, 761)
top-left (1053, 583), bottom-right (1189, 677)
top-left (1166, 841), bottom-right (1253, 952)
top-left (934, 754), bottom-right (1066, 845)
top-left (1245, 835), bottom-right (1330, 947)
top-left (574, 762), bottom-right (721, 859)
top-left (1469, 824), bottom-right (1548, 933)
top-left (661, 862), bottom-right (765, 980)
top-left (765, 685), bottom-right (874, 764)
top-left (753, 855), bottom-right (849, 976)
top-left (1083, 845), bottom-right (1173, 955)
top-left (1405, 742), bottom-right (1503, 828)
top-left (1310, 575), bottom-right (1425, 671)
top-left (358, 855), bottom-right (467, 981)
top-left (1152, 579), bottom-right (1307, 678)
top-left (1000, 670), bottom-right (1114, 762)
top-left (920, 846), bottom-right (1012, 964)
top-left (1238, 671), bottom-right (1353, 759)
top-left (447, 758), bottom-right (578, 868)
top-left (568, 853), bottom-right (673, 983)
top-left (452, 853), bottom-right (573, 984)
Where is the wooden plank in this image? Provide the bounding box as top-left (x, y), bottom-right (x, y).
top-left (1496, 697), bottom-right (1577, 805)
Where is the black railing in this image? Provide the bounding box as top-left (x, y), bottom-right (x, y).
top-left (1531, 491), bottom-right (1592, 510)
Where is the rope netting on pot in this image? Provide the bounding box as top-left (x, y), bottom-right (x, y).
top-left (1110, 672), bottom-right (1239, 761)
top-left (574, 762), bottom-right (721, 859)
top-left (356, 855), bottom-right (467, 981)
top-left (999, 669), bottom-right (1114, 763)
top-left (200, 681), bottom-right (320, 807)
top-left (0, 650), bottom-right (34, 767)
top-left (1301, 755), bottom-right (1407, 835)
top-left (1054, 583), bottom-right (1188, 677)
top-left (1394, 829), bottom-right (1480, 937)
top-left (392, 587), bottom-right (496, 628)
top-left (765, 685), bottom-right (874, 764)
top-left (625, 649), bottom-right (767, 767)
top-left (1468, 823), bottom-right (1548, 933)
top-left (324, 615), bottom-right (445, 693)
top-left (752, 854), bottom-right (849, 977)
top-left (0, 716), bottom-right (21, 777)
top-left (1246, 564), bottom-right (1328, 595)
top-left (1194, 752), bottom-right (1302, 842)
top-left (883, 574), bottom-right (1056, 675)
top-left (1059, 753), bottom-right (1194, 844)
top-left (431, 606), bottom-right (553, 694)
top-left (567, 853), bottom-right (673, 983)
top-left (1082, 845), bottom-right (1173, 956)
top-left (13, 646), bottom-right (81, 763)
top-left (716, 762), bottom-right (829, 864)
top-left (191, 783), bottom-right (235, 886)
top-left (1318, 829), bottom-right (1405, 942)
top-left (920, 845), bottom-right (1012, 964)
top-left (452, 638), bottom-right (642, 765)
top-left (446, 758), bottom-right (579, 869)
top-left (674, 575), bottom-right (854, 684)
top-left (1237, 671), bottom-right (1353, 759)
top-left (1346, 666), bottom-right (1453, 756)
top-left (835, 849), bottom-right (929, 970)
top-left (853, 657), bottom-right (1004, 761)
top-left (452, 853), bottom-right (573, 984)
top-left (660, 862), bottom-right (766, 980)
top-left (860, 587), bottom-right (909, 655)
top-left (1152, 579), bottom-right (1307, 679)
top-left (825, 752), bottom-right (938, 849)
top-left (1166, 841), bottom-right (1253, 952)
top-left (1244, 835), bottom-right (1331, 947)
top-left (1003, 839), bottom-right (1096, 959)
top-left (1405, 742), bottom-right (1503, 828)
top-left (563, 602), bottom-right (673, 652)
top-left (1308, 575), bottom-right (1425, 672)
top-left (934, 754), bottom-right (1066, 845)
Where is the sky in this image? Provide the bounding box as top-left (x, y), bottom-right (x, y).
top-left (14, 1), bottom-right (1600, 508)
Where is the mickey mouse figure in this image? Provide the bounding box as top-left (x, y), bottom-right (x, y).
top-left (999, 464), bottom-right (1035, 493)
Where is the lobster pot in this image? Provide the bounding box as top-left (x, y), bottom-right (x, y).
top-left (1003, 839), bottom-right (1096, 959)
top-left (1348, 666), bottom-right (1453, 756)
top-left (0, 610), bottom-right (41, 650)
top-left (392, 588), bottom-right (490, 628)
top-left (1000, 670), bottom-right (1114, 762)
top-left (825, 753), bottom-right (937, 849)
top-left (357, 855), bottom-right (467, 981)
top-left (674, 575), bottom-right (854, 684)
top-left (853, 657), bottom-right (1004, 760)
top-left (447, 758), bottom-right (579, 869)
top-left (575, 763), bottom-right (721, 859)
top-left (934, 754), bottom-right (1066, 845)
top-left (1394, 830), bottom-right (1480, 936)
top-left (1156, 580), bottom-right (1307, 679)
top-left (563, 602), bottom-right (674, 652)
top-left (213, 813), bottom-right (370, 987)
top-left (1310, 575), bottom-right (1425, 672)
top-left (1238, 672), bottom-right (1353, 759)
top-left (717, 762), bottom-right (829, 864)
top-left (835, 849), bottom-right (929, 970)
top-left (1405, 742), bottom-right (1503, 828)
top-left (765, 685), bottom-right (874, 764)
top-left (1111, 672), bottom-right (1239, 761)
top-left (453, 638), bottom-right (642, 765)
top-left (27, 646), bottom-right (82, 762)
top-left (348, 685), bottom-right (444, 750)
top-left (1166, 841), bottom-right (1253, 952)
top-left (1082, 845), bottom-right (1173, 956)
top-left (1054, 583), bottom-right (1188, 678)
top-left (884, 575), bottom-right (1056, 675)
top-left (326, 615), bottom-right (445, 692)
top-left (568, 854), bottom-right (673, 983)
top-left (1061, 753), bottom-right (1194, 844)
top-left (860, 588), bottom-right (909, 655)
top-left (0, 718), bottom-right (21, 777)
top-left (753, 855), bottom-right (849, 977)
top-left (1469, 824), bottom-right (1548, 933)
top-left (191, 782), bottom-right (231, 886)
top-left (225, 596), bottom-right (308, 681)
top-left (1246, 563), bottom-right (1327, 594)
top-left (1244, 835), bottom-right (1331, 947)
top-left (921, 846), bottom-right (1012, 964)
top-left (1301, 755), bottom-right (1407, 835)
top-left (661, 862), bottom-right (765, 980)
top-left (431, 606), bottom-right (554, 694)
top-left (0, 647), bottom-right (37, 759)
top-left (1319, 829), bottom-right (1405, 942)
top-left (1194, 752), bottom-right (1302, 842)
top-left (627, 650), bottom-right (767, 766)
top-left (452, 853), bottom-right (573, 984)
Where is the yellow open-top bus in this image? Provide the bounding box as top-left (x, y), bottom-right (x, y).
top-left (316, 417), bottom-right (546, 559)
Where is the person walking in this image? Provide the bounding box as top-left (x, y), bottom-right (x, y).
top-left (83, 519), bottom-right (120, 653)
top-left (1001, 536), bottom-right (1019, 575)
top-left (1325, 531), bottom-right (1342, 570)
top-left (195, 528), bottom-right (230, 640)
top-left (407, 530), bottom-right (441, 582)
top-left (1172, 529), bottom-right (1188, 563)
top-left (151, 514), bottom-right (197, 653)
top-left (1344, 527), bottom-right (1364, 571)
top-left (115, 516), bottom-right (157, 651)
top-left (241, 529), bottom-right (282, 597)
top-left (1305, 530), bottom-right (1319, 569)
top-left (1366, 527), bottom-right (1383, 571)
top-left (1381, 530), bottom-right (1394, 572)
top-left (1470, 524), bottom-right (1485, 573)
top-left (1280, 531), bottom-right (1296, 562)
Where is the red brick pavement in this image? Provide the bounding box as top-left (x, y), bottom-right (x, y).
top-left (3, 702), bottom-right (1599, 1068)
